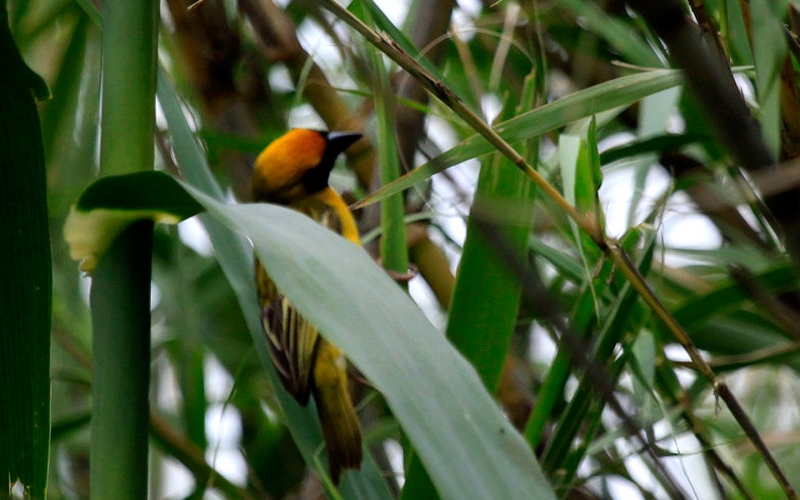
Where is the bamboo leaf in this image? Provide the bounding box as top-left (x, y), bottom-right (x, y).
top-left (156, 72), bottom-right (394, 499)
top-left (0, 11), bottom-right (51, 499)
top-left (446, 102), bottom-right (536, 390)
top-left (355, 68), bottom-right (683, 209)
top-left (64, 171), bottom-right (558, 500)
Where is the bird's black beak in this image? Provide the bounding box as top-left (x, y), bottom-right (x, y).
top-left (326, 131), bottom-right (362, 156)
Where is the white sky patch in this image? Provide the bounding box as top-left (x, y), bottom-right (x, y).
top-left (205, 403), bottom-right (247, 485)
top-left (268, 64), bottom-right (294, 93)
top-left (157, 456), bottom-right (194, 499)
top-left (430, 169), bottom-right (472, 247)
top-left (288, 103), bottom-right (327, 130)
top-left (481, 93), bottom-right (503, 123)
top-left (452, 0), bottom-right (481, 41)
top-left (206, 403), bottom-right (243, 447)
top-left (155, 95), bottom-right (167, 131)
top-left (409, 274), bottom-right (446, 331)
top-left (205, 354), bottom-right (235, 402)
top-left (734, 72), bottom-right (756, 106)
top-left (296, 18), bottom-right (342, 69)
top-left (373, 0), bottom-right (410, 26)
top-left (79, 272), bottom-right (91, 305)
top-left (586, 474), bottom-right (646, 500)
top-left (383, 438), bottom-right (406, 488)
top-left (178, 216), bottom-right (214, 257)
top-left (598, 162), bottom-right (640, 238)
top-left (528, 322), bottom-right (557, 367)
top-left (425, 113), bottom-right (460, 152)
top-left (662, 199), bottom-right (722, 250)
top-left (154, 352), bottom-right (181, 413)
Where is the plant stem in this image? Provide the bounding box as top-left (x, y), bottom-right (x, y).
top-left (91, 0), bottom-right (158, 497)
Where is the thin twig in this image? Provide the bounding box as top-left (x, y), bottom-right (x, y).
top-left (319, 0), bottom-right (596, 240)
top-left (607, 245), bottom-right (798, 499)
top-left (656, 365), bottom-right (757, 500)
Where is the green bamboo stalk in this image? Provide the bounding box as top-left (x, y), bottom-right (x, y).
top-left (90, 0), bottom-right (158, 498)
top-left (90, 221), bottom-right (154, 499)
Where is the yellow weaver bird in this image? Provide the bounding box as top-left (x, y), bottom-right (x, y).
top-left (252, 129), bottom-right (363, 484)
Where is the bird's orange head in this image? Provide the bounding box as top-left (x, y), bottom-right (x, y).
top-left (251, 129), bottom-right (361, 203)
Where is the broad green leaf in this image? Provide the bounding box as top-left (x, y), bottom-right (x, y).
top-left (193, 188), bottom-right (557, 500)
top-left (156, 72), bottom-right (394, 499)
top-left (65, 171), bottom-right (558, 500)
top-left (63, 173), bottom-right (199, 273)
top-left (445, 147), bottom-right (536, 390)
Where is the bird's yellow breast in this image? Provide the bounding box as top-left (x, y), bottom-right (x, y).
top-left (311, 187), bottom-right (361, 245)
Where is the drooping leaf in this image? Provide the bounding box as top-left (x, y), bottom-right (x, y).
top-left (65, 171), bottom-right (558, 500)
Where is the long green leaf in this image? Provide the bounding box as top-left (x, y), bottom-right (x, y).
top-left (356, 68), bottom-right (682, 208)
top-left (402, 100), bottom-right (538, 500)
top-left (446, 114), bottom-right (536, 390)
top-left (194, 189), bottom-right (556, 500)
top-left (0, 9), bottom-right (51, 498)
top-left (368, 20), bottom-right (409, 277)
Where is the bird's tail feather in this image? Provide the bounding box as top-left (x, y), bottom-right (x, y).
top-left (312, 357), bottom-right (362, 484)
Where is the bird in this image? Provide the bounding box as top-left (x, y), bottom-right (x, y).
top-left (251, 128), bottom-right (363, 484)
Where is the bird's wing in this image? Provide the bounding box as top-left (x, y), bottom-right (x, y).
top-left (255, 197), bottom-right (344, 405)
top-left (256, 258), bottom-right (320, 405)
